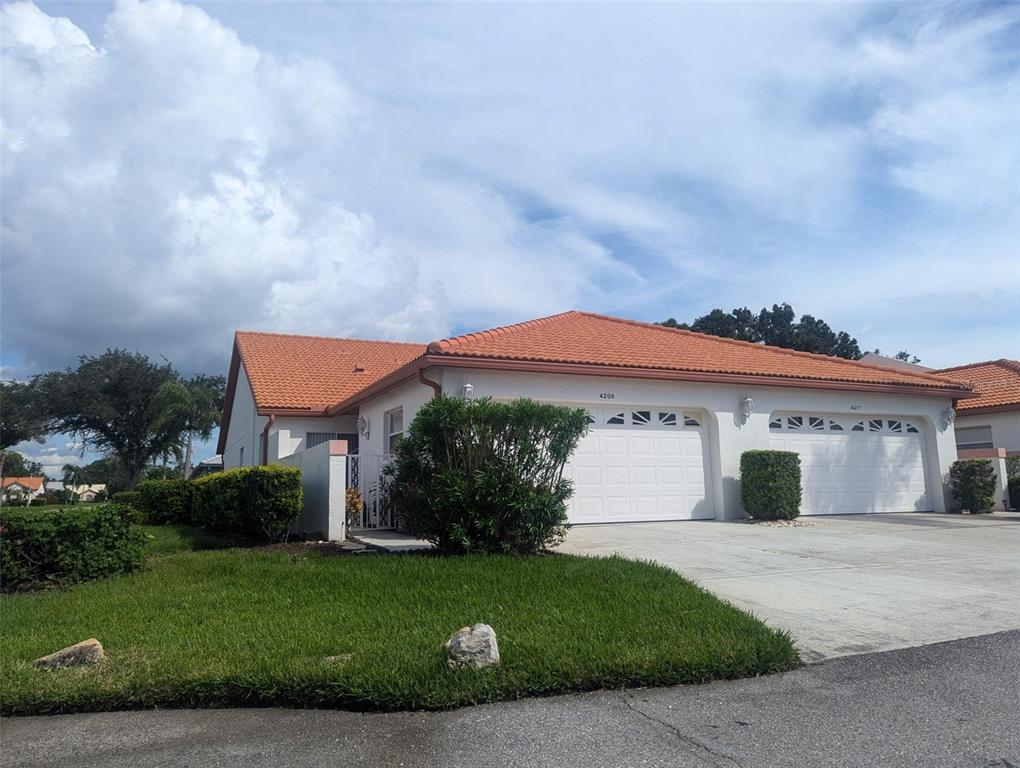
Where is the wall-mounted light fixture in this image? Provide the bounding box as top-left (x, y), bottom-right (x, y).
top-left (739, 395), bottom-right (754, 425)
top-left (942, 406), bottom-right (956, 430)
top-left (461, 382), bottom-right (474, 399)
top-left (357, 416), bottom-right (370, 439)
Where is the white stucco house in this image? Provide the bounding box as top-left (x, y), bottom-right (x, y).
top-left (1, 476), bottom-right (46, 504)
top-left (217, 311), bottom-right (976, 539)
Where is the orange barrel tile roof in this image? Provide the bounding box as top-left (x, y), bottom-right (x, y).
top-left (234, 331), bottom-right (426, 411)
top-left (935, 359), bottom-right (1020, 412)
top-left (428, 311), bottom-right (972, 392)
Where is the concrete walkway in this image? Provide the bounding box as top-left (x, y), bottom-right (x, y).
top-left (561, 512), bottom-right (1020, 661)
top-left (2, 631), bottom-right (1017, 768)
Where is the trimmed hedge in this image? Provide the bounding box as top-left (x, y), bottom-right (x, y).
top-left (191, 465), bottom-right (302, 542)
top-left (136, 479), bottom-right (194, 524)
top-left (29, 498), bottom-right (48, 507)
top-left (111, 491), bottom-right (141, 508)
top-left (740, 450), bottom-right (802, 520)
top-left (0, 504), bottom-right (146, 591)
top-left (948, 459), bottom-right (997, 514)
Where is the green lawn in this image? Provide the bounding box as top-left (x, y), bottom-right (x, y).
top-left (0, 541), bottom-right (800, 715)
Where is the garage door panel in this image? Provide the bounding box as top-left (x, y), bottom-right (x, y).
top-left (770, 416), bottom-right (929, 515)
top-left (563, 407), bottom-right (714, 523)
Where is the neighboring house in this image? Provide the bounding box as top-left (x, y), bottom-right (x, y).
top-left (1, 476), bottom-right (46, 503)
top-left (217, 311), bottom-right (975, 537)
top-left (936, 360), bottom-right (1020, 510)
top-left (42, 481), bottom-right (107, 501)
top-left (191, 455), bottom-right (223, 479)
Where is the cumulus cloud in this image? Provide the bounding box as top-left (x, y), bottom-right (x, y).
top-left (1, 0), bottom-right (1017, 388)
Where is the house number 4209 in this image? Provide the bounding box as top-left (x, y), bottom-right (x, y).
top-left (599, 392), bottom-right (616, 400)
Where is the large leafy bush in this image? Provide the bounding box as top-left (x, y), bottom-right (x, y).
top-left (386, 396), bottom-right (589, 554)
top-left (949, 459), bottom-right (997, 514)
top-left (191, 465), bottom-right (302, 542)
top-left (136, 479), bottom-right (194, 524)
top-left (740, 450), bottom-right (802, 520)
top-left (0, 504), bottom-right (145, 591)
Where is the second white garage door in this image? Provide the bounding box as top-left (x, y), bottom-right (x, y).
top-left (769, 414), bottom-right (930, 515)
top-left (563, 405), bottom-right (714, 523)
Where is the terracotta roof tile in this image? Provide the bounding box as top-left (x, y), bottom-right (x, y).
top-left (935, 360), bottom-right (1020, 412)
top-left (1, 477), bottom-right (45, 492)
top-left (235, 331), bottom-right (425, 411)
top-left (428, 311), bottom-right (971, 392)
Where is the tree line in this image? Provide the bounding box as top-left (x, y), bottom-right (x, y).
top-left (660, 303), bottom-right (919, 363)
top-left (1, 350), bottom-right (225, 490)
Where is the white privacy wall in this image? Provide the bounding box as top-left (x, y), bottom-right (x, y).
top-left (378, 366), bottom-right (962, 519)
top-left (277, 440), bottom-right (348, 540)
top-left (222, 364), bottom-right (267, 469)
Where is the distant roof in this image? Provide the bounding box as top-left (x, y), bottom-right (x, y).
top-left (936, 360), bottom-right (1020, 413)
top-left (2, 477), bottom-right (45, 492)
top-left (860, 352), bottom-right (933, 373)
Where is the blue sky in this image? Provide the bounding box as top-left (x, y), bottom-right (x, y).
top-left (2, 0), bottom-right (1018, 475)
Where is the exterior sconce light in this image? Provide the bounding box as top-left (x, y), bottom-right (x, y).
top-left (357, 416), bottom-right (370, 439)
top-left (461, 382), bottom-right (474, 399)
top-left (739, 395), bottom-right (754, 425)
top-left (942, 406), bottom-right (956, 430)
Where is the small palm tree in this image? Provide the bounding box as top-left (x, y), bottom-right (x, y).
top-left (152, 375), bottom-right (225, 480)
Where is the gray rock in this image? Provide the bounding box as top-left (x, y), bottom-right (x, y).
top-left (33, 638), bottom-right (104, 670)
top-left (444, 623), bottom-right (500, 669)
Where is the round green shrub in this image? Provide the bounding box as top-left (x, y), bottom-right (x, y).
top-left (948, 459), bottom-right (997, 514)
top-left (740, 450), bottom-right (802, 520)
top-left (386, 396), bottom-right (589, 554)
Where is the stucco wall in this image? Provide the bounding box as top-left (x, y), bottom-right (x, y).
top-left (954, 410), bottom-right (1020, 453)
top-left (276, 440), bottom-right (348, 540)
top-left (361, 367), bottom-right (959, 519)
top-left (269, 415), bottom-right (359, 460)
top-left (222, 364), bottom-right (266, 470)
top-left (355, 376), bottom-right (437, 458)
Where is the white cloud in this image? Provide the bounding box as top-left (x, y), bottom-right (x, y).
top-left (1, 0), bottom-right (1017, 377)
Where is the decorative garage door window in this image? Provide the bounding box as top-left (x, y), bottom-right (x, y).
top-left (589, 407), bottom-right (703, 429)
top-left (770, 414), bottom-right (919, 434)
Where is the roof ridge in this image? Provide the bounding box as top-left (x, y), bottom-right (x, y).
top-left (571, 311), bottom-right (971, 389)
top-left (427, 311), bottom-right (580, 352)
top-left (938, 358), bottom-right (1020, 374)
top-left (235, 329), bottom-right (426, 349)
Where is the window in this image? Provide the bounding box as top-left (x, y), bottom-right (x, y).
top-left (868, 419), bottom-right (883, 433)
top-left (385, 408), bottom-right (404, 454)
top-left (851, 421), bottom-right (865, 432)
top-left (828, 420), bottom-right (843, 431)
top-left (769, 417), bottom-right (782, 430)
top-left (887, 420), bottom-right (903, 433)
top-left (586, 412), bottom-right (596, 425)
top-left (632, 410), bottom-right (651, 425)
top-left (307, 432), bottom-right (360, 453)
top-left (607, 412), bottom-right (625, 425)
top-left (808, 416), bottom-right (825, 431)
top-left (683, 412), bottom-right (702, 427)
top-left (787, 416), bottom-right (803, 429)
top-left (658, 411), bottom-right (678, 427)
top-left (955, 425), bottom-right (993, 450)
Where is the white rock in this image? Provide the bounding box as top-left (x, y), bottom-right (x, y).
top-left (33, 638), bottom-right (104, 670)
top-left (444, 623), bottom-right (500, 669)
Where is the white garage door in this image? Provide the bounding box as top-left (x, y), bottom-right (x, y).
top-left (563, 405), bottom-right (714, 523)
top-left (768, 414), bottom-right (930, 515)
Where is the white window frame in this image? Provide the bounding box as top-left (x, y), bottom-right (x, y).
top-left (385, 407), bottom-right (404, 454)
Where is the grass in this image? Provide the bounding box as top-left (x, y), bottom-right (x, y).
top-left (0, 541), bottom-right (800, 715)
top-left (139, 524), bottom-right (251, 557)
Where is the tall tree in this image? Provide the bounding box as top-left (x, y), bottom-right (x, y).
top-left (34, 350), bottom-right (186, 490)
top-left (0, 380), bottom-right (48, 477)
top-left (151, 374), bottom-right (226, 479)
top-left (659, 303), bottom-right (864, 360)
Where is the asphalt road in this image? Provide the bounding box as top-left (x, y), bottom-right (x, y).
top-left (2, 631), bottom-right (1018, 768)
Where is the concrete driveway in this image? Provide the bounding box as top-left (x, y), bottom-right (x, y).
top-left (560, 512), bottom-right (1020, 661)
